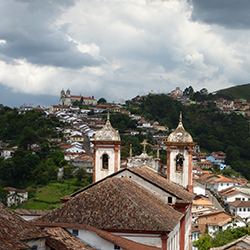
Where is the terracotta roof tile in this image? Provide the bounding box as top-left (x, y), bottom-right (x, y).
top-left (227, 200), bottom-right (250, 207)
top-left (193, 198), bottom-right (214, 206)
top-left (0, 203), bottom-right (48, 248)
top-left (13, 209), bottom-right (50, 216)
top-left (34, 177), bottom-right (183, 232)
top-left (45, 227), bottom-right (95, 250)
top-left (214, 177), bottom-right (238, 183)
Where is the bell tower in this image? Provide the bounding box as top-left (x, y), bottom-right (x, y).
top-left (93, 113), bottom-right (121, 183)
top-left (165, 113), bottom-right (196, 192)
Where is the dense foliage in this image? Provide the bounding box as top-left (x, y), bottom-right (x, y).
top-left (216, 83), bottom-right (250, 101)
top-left (193, 226), bottom-right (250, 249)
top-left (138, 94), bottom-right (250, 179)
top-left (0, 106), bottom-right (69, 188)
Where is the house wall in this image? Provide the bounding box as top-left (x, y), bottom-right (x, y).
top-left (223, 193), bottom-right (250, 203)
top-left (167, 222), bottom-right (180, 250)
top-left (193, 185), bottom-right (205, 196)
top-left (198, 213), bottom-right (231, 232)
top-left (115, 232), bottom-right (162, 248)
top-left (23, 238), bottom-right (46, 250)
top-left (214, 182), bottom-right (237, 193)
top-left (208, 220), bottom-right (246, 236)
top-left (229, 205), bottom-right (250, 219)
top-left (185, 206), bottom-right (192, 250)
top-left (68, 228), bottom-right (162, 249)
top-left (191, 231), bottom-right (199, 250)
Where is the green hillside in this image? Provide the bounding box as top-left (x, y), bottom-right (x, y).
top-left (216, 83), bottom-right (250, 101)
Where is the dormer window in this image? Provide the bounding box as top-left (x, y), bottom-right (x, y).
top-left (168, 197), bottom-right (173, 203)
top-left (102, 153), bottom-right (109, 170)
top-left (175, 153), bottom-right (184, 171)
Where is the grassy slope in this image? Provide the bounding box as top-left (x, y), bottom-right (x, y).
top-left (216, 83), bottom-right (250, 101)
top-left (12, 178), bottom-right (88, 210)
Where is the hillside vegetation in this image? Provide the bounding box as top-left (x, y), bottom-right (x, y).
top-left (215, 83), bottom-right (250, 101)
top-left (138, 94), bottom-right (250, 179)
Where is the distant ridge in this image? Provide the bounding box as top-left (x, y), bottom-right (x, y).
top-left (215, 83), bottom-right (250, 101)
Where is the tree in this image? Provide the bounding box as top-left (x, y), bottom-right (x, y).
top-left (193, 232), bottom-right (212, 250)
top-left (75, 168), bottom-right (87, 182)
top-left (63, 165), bottom-right (75, 179)
top-left (19, 126), bottom-right (39, 150)
top-left (97, 98), bottom-right (107, 104)
top-left (200, 88), bottom-right (208, 95)
top-left (183, 86), bottom-right (194, 97)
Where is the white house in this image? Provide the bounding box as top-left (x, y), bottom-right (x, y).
top-left (4, 187), bottom-right (28, 207)
top-left (213, 177), bottom-right (239, 194)
top-left (222, 190), bottom-right (250, 204)
top-left (207, 217), bottom-right (246, 237)
top-left (191, 227), bottom-right (200, 250)
top-left (227, 200), bottom-right (250, 221)
top-left (1, 147), bottom-right (17, 159)
top-left (193, 183), bottom-right (206, 196)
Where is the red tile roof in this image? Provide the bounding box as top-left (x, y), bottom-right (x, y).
top-left (0, 203), bottom-right (48, 249)
top-left (34, 177), bottom-right (183, 232)
top-left (214, 177), bottom-right (238, 183)
top-left (45, 227), bottom-right (95, 250)
top-left (13, 209), bottom-right (50, 216)
top-left (227, 200), bottom-right (250, 207)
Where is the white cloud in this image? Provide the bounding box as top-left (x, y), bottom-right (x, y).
top-left (0, 0), bottom-right (250, 106)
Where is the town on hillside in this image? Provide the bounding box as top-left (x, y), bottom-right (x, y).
top-left (1, 87), bottom-right (250, 249)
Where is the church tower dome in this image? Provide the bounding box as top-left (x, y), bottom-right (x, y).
top-left (94, 113), bottom-right (120, 141)
top-left (167, 113), bottom-right (193, 143)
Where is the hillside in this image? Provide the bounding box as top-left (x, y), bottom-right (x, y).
top-left (216, 83), bottom-right (250, 101)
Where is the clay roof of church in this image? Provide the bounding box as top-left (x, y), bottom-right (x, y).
top-left (45, 227), bottom-right (95, 250)
top-left (0, 203), bottom-right (48, 249)
top-left (127, 166), bottom-right (195, 203)
top-left (33, 177), bottom-right (183, 232)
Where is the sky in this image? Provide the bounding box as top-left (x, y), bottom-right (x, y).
top-left (0, 0), bottom-right (250, 108)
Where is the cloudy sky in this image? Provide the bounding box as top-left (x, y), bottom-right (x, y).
top-left (0, 0), bottom-right (250, 107)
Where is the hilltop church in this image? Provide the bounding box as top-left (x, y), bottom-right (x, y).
top-left (33, 113), bottom-right (195, 250)
top-left (60, 88), bottom-right (97, 106)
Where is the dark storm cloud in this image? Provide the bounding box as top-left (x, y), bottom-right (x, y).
top-left (0, 83), bottom-right (58, 108)
top-left (189, 0), bottom-right (250, 29)
top-left (0, 0), bottom-right (103, 68)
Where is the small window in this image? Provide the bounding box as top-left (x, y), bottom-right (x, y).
top-left (221, 183), bottom-right (223, 186)
top-left (114, 245), bottom-right (120, 249)
top-left (239, 208), bottom-right (242, 212)
top-left (244, 208), bottom-right (246, 212)
top-left (32, 246), bottom-right (38, 250)
top-left (227, 183), bottom-right (229, 186)
top-left (168, 197), bottom-right (173, 203)
top-left (175, 153), bottom-right (184, 171)
top-left (72, 229), bottom-right (78, 236)
top-left (102, 153), bottom-right (109, 170)
top-left (248, 208), bottom-right (250, 211)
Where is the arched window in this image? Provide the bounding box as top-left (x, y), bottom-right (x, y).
top-left (176, 153), bottom-right (184, 171)
top-left (102, 153), bottom-right (109, 170)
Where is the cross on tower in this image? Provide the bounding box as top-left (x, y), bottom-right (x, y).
top-left (140, 139), bottom-right (148, 153)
